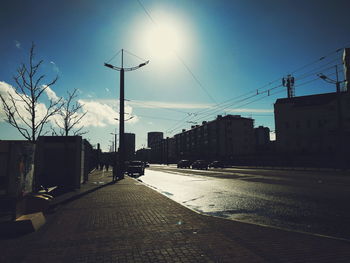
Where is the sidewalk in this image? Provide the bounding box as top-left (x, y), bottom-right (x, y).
top-left (1, 170), bottom-right (349, 262)
top-left (49, 168), bottom-right (114, 209)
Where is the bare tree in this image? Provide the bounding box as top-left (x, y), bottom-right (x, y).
top-left (52, 88), bottom-right (88, 136)
top-left (0, 43), bottom-right (63, 142)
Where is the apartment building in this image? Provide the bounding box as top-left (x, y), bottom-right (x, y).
top-left (274, 91), bottom-right (350, 155)
top-left (174, 115), bottom-right (255, 161)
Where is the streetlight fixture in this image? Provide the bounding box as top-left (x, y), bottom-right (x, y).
top-left (115, 115), bottom-right (134, 122)
top-left (104, 49), bottom-right (149, 180)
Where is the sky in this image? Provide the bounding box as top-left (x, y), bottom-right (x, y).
top-left (1, 0), bottom-right (350, 151)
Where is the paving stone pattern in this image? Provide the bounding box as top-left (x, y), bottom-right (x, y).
top-left (1, 172), bottom-right (350, 263)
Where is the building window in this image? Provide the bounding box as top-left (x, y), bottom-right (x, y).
top-left (307, 120), bottom-right (311, 128)
top-left (318, 120), bottom-right (323, 128)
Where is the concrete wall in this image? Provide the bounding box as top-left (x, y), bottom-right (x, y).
top-left (0, 141), bottom-right (35, 221)
top-left (35, 136), bottom-right (83, 193)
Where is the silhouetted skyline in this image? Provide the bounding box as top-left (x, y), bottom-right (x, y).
top-left (1, 0), bottom-right (350, 150)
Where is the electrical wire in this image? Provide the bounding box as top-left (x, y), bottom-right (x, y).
top-left (136, 0), bottom-right (156, 24)
top-left (166, 62), bottom-right (344, 134)
top-left (106, 49), bottom-right (122, 63)
top-left (174, 52), bottom-right (217, 104)
top-left (123, 49), bottom-right (148, 63)
top-left (136, 0), bottom-right (350, 137)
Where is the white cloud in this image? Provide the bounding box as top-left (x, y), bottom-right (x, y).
top-left (105, 88), bottom-right (110, 92)
top-left (77, 99), bottom-right (138, 127)
top-left (50, 61), bottom-right (60, 73)
top-left (108, 99), bottom-right (273, 114)
top-left (0, 81), bottom-right (51, 126)
top-left (44, 85), bottom-right (60, 102)
top-left (0, 81), bottom-right (139, 136)
top-left (126, 100), bottom-right (212, 110)
top-left (14, 40), bottom-right (21, 49)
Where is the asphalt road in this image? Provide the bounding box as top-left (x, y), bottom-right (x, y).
top-left (138, 165), bottom-right (350, 241)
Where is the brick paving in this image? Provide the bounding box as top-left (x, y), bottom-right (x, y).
top-left (1, 170), bottom-right (350, 262)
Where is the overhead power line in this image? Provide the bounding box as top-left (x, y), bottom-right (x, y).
top-left (166, 58), bottom-right (345, 134)
top-left (174, 52), bottom-right (217, 103)
top-left (136, 0), bottom-right (350, 136)
top-left (136, 0), bottom-right (156, 24)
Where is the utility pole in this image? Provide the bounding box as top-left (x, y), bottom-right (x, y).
top-left (282, 75), bottom-right (295, 98)
top-left (318, 65), bottom-right (345, 168)
top-left (105, 50), bottom-right (149, 180)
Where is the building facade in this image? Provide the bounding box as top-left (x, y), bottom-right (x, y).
top-left (124, 133), bottom-right (135, 161)
top-left (254, 126), bottom-right (271, 152)
top-left (274, 91), bottom-right (350, 156)
top-left (135, 147), bottom-right (151, 162)
top-left (174, 115), bottom-right (255, 162)
top-left (147, 132), bottom-right (163, 148)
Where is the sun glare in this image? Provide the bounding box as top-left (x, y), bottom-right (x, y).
top-left (147, 24), bottom-right (181, 59)
top-left (138, 11), bottom-right (192, 64)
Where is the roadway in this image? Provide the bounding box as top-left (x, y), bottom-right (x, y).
top-left (138, 164), bottom-right (350, 241)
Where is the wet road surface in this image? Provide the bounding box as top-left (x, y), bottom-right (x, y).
top-left (138, 165), bottom-right (350, 241)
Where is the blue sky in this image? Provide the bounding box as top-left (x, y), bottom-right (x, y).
top-left (1, 0), bottom-right (350, 151)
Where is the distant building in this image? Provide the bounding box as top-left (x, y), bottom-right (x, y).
top-left (135, 148), bottom-right (151, 162)
top-left (274, 91), bottom-right (350, 155)
top-left (147, 132), bottom-right (163, 162)
top-left (254, 126), bottom-right (270, 152)
top-left (174, 115), bottom-right (255, 162)
top-left (124, 133), bottom-right (135, 161)
top-left (154, 137), bottom-right (176, 164)
top-left (147, 132), bottom-right (163, 148)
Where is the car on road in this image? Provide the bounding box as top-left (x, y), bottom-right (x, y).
top-left (177, 160), bottom-right (191, 168)
top-left (191, 160), bottom-right (208, 170)
top-left (208, 161), bottom-right (225, 168)
top-left (127, 160), bottom-right (145, 177)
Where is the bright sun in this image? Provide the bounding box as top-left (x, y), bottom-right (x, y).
top-left (147, 24), bottom-right (181, 59)
top-left (140, 12), bottom-right (191, 62)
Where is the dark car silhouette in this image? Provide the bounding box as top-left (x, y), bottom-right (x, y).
top-left (191, 160), bottom-right (208, 170)
top-left (127, 161), bottom-right (145, 177)
top-left (177, 160), bottom-right (191, 168)
top-left (208, 161), bottom-right (225, 168)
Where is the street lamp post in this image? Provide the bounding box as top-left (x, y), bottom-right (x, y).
top-left (110, 132), bottom-right (117, 152)
top-left (104, 49), bottom-right (149, 180)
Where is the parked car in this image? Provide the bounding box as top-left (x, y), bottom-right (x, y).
top-left (208, 161), bottom-right (225, 168)
top-left (177, 160), bottom-right (191, 168)
top-left (127, 160), bottom-right (145, 177)
top-left (191, 160), bottom-right (208, 170)
top-left (144, 162), bottom-right (150, 168)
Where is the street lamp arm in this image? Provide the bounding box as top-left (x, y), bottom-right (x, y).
top-left (104, 60), bottom-right (149, 72)
top-left (318, 73), bottom-right (337, 84)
